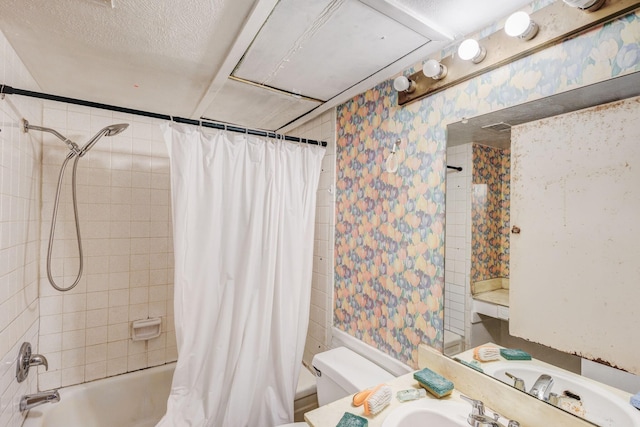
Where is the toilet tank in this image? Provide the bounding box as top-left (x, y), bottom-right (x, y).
top-left (311, 347), bottom-right (396, 406)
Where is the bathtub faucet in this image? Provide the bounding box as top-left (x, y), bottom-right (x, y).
top-left (20, 390), bottom-right (60, 412)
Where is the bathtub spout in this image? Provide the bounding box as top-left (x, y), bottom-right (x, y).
top-left (20, 390), bottom-right (60, 412)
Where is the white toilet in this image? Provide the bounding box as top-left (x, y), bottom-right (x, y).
top-left (276, 346), bottom-right (396, 426)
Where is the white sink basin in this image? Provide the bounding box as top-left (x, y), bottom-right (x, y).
top-left (482, 362), bottom-right (640, 427)
top-left (381, 398), bottom-right (470, 427)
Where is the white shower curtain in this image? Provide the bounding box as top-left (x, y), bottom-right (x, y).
top-left (157, 123), bottom-right (325, 427)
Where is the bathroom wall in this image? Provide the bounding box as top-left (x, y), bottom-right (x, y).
top-left (334, 10), bottom-right (640, 367)
top-left (0, 30), bottom-right (42, 427)
top-left (36, 104), bottom-right (176, 390)
top-left (287, 109), bottom-right (336, 366)
top-left (443, 143), bottom-right (472, 340)
top-left (470, 144), bottom-right (510, 283)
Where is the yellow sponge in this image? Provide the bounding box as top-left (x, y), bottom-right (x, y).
top-left (413, 367), bottom-right (454, 398)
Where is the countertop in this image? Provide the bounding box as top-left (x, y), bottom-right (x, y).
top-left (304, 372), bottom-right (469, 427)
top-left (473, 288), bottom-right (509, 307)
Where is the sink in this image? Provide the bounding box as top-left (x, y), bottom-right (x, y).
top-left (381, 398), bottom-right (470, 427)
top-left (482, 362), bottom-right (640, 427)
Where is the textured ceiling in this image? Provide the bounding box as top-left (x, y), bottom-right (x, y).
top-left (0, 0), bottom-right (535, 131)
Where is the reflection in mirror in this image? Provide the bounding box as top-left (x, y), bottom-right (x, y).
top-left (469, 143), bottom-right (510, 306)
top-left (453, 344), bottom-right (640, 427)
top-left (442, 73), bottom-right (640, 426)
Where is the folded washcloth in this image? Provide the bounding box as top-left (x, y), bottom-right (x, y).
top-left (336, 412), bottom-right (368, 427)
top-left (631, 392), bottom-right (640, 410)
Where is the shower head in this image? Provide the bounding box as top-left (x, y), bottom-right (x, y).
top-left (105, 123), bottom-right (129, 137)
top-left (79, 123), bottom-right (129, 156)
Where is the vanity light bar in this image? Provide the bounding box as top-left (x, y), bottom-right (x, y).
top-left (397, 0), bottom-right (640, 106)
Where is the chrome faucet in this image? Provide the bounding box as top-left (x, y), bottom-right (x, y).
top-left (460, 395), bottom-right (520, 427)
top-left (504, 372), bottom-right (526, 392)
top-left (529, 374), bottom-right (554, 401)
top-left (20, 390), bottom-right (60, 412)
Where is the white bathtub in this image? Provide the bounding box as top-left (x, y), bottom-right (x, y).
top-left (22, 362), bottom-right (314, 426)
top-left (22, 363), bottom-right (174, 427)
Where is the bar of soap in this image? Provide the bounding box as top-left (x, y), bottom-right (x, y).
top-left (335, 412), bottom-right (368, 427)
top-left (500, 349), bottom-right (532, 360)
top-left (454, 357), bottom-right (485, 373)
top-left (413, 367), bottom-right (454, 398)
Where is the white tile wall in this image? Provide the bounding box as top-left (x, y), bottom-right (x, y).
top-left (287, 110), bottom-right (336, 366)
top-left (444, 143), bottom-right (473, 342)
top-left (37, 103), bottom-right (176, 390)
top-left (0, 30), bottom-right (42, 427)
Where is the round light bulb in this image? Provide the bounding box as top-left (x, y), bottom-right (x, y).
top-left (562, 0), bottom-right (604, 11)
top-left (458, 39), bottom-right (486, 63)
top-left (393, 76), bottom-right (410, 92)
top-left (505, 12), bottom-right (538, 40)
top-left (422, 59), bottom-right (447, 80)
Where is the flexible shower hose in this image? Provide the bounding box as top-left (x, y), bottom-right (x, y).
top-left (47, 150), bottom-right (84, 292)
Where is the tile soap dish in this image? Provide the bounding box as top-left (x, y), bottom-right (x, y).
top-left (131, 317), bottom-right (162, 341)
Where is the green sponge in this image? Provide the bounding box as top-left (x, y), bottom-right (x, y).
top-left (500, 349), bottom-right (532, 360)
top-left (335, 412), bottom-right (368, 427)
top-left (413, 367), bottom-right (454, 398)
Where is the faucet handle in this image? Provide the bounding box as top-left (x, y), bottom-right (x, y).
top-left (460, 394), bottom-right (485, 416)
top-left (508, 421), bottom-right (520, 427)
top-left (29, 354), bottom-right (49, 371)
top-left (505, 372), bottom-right (526, 392)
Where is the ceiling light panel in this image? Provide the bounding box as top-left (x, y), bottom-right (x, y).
top-left (233, 0), bottom-right (428, 101)
top-left (202, 79), bottom-right (322, 131)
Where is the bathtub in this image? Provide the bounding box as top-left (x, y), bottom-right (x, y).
top-left (22, 362), bottom-right (315, 426)
top-left (22, 363), bottom-right (174, 427)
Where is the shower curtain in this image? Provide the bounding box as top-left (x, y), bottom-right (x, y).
top-left (157, 124), bottom-right (325, 427)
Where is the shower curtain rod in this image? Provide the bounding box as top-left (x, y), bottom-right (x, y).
top-left (0, 84), bottom-right (327, 147)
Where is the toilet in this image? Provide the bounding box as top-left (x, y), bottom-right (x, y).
top-left (276, 346), bottom-right (396, 426)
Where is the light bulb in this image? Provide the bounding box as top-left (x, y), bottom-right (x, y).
top-left (505, 11), bottom-right (539, 40)
top-left (422, 59), bottom-right (448, 80)
top-left (385, 152), bottom-right (398, 173)
top-left (393, 75), bottom-right (416, 93)
top-left (458, 39), bottom-right (486, 64)
top-left (562, 0), bottom-right (605, 11)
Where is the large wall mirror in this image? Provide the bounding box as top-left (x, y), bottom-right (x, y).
top-left (443, 71), bottom-right (640, 427)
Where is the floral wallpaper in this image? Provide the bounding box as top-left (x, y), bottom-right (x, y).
top-left (471, 144), bottom-right (510, 283)
top-left (334, 10), bottom-right (640, 367)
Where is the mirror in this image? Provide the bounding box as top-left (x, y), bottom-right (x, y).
top-left (443, 72), bottom-right (640, 426)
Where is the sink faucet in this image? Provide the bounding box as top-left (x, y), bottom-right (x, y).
top-left (460, 395), bottom-right (520, 427)
top-left (19, 390), bottom-right (60, 412)
top-left (529, 374), bottom-right (554, 401)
